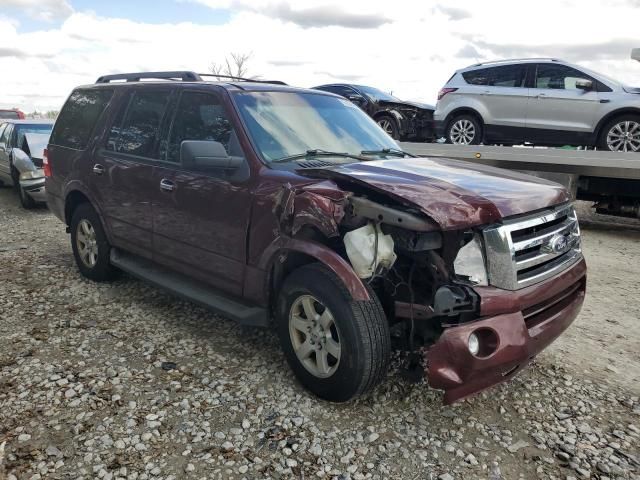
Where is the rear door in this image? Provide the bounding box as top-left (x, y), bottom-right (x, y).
top-left (526, 63), bottom-right (600, 140)
top-left (91, 87), bottom-right (175, 258)
top-left (151, 89), bottom-right (252, 296)
top-left (463, 64), bottom-right (529, 136)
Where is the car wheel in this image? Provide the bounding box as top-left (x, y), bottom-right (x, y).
top-left (18, 183), bottom-right (37, 209)
top-left (70, 203), bottom-right (119, 281)
top-left (376, 115), bottom-right (400, 140)
top-left (599, 115), bottom-right (640, 152)
top-left (276, 263), bottom-right (391, 402)
top-left (446, 115), bottom-right (482, 145)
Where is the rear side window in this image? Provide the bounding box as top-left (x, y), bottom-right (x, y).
top-left (463, 65), bottom-right (526, 87)
top-left (50, 89), bottom-right (113, 150)
top-left (115, 91), bottom-right (171, 158)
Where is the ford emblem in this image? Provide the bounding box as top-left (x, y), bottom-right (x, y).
top-left (545, 234), bottom-right (569, 254)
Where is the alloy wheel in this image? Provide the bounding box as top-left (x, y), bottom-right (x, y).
top-left (606, 121), bottom-right (640, 152)
top-left (288, 294), bottom-right (341, 378)
top-left (76, 219), bottom-right (98, 268)
top-left (377, 119), bottom-right (394, 136)
top-left (450, 119), bottom-right (476, 145)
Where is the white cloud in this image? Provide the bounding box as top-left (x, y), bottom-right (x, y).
top-left (0, 1), bottom-right (639, 112)
top-left (0, 0), bottom-right (73, 22)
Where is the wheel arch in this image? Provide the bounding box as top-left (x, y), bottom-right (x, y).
top-left (594, 107), bottom-right (640, 140)
top-left (261, 237), bottom-right (371, 318)
top-left (444, 107), bottom-right (485, 130)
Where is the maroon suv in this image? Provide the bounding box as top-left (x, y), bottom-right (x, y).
top-left (45, 71), bottom-right (586, 404)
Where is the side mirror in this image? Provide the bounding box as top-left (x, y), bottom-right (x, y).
top-left (180, 140), bottom-right (243, 170)
top-left (347, 94), bottom-right (366, 106)
top-left (575, 79), bottom-right (593, 91)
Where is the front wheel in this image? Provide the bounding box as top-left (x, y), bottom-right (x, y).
top-left (446, 115), bottom-right (482, 145)
top-left (376, 115), bottom-right (400, 140)
top-left (598, 115), bottom-right (640, 152)
top-left (18, 183), bottom-right (37, 209)
top-left (276, 263), bottom-right (390, 402)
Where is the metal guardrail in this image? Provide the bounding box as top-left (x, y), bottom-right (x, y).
top-left (399, 143), bottom-right (640, 180)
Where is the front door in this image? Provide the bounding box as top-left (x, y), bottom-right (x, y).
top-left (91, 87), bottom-right (175, 258)
top-left (151, 89), bottom-right (252, 296)
top-left (526, 63), bottom-right (600, 143)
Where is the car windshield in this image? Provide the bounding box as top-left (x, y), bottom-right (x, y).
top-left (354, 85), bottom-right (400, 102)
top-left (234, 91), bottom-right (399, 162)
top-left (16, 124), bottom-right (52, 147)
top-left (0, 111), bottom-right (20, 119)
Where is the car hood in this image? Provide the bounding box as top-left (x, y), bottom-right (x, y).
top-left (378, 99), bottom-right (435, 112)
top-left (301, 157), bottom-right (569, 230)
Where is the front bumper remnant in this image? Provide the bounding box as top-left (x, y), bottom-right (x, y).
top-left (19, 175), bottom-right (47, 203)
top-left (426, 257), bottom-right (586, 404)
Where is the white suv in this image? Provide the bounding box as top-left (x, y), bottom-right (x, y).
top-left (434, 58), bottom-right (640, 152)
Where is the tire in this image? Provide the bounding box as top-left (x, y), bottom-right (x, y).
top-left (70, 203), bottom-right (118, 281)
top-left (276, 263), bottom-right (391, 402)
top-left (18, 184), bottom-right (36, 209)
top-left (598, 115), bottom-right (640, 152)
top-left (376, 115), bottom-right (400, 140)
top-left (446, 114), bottom-right (483, 145)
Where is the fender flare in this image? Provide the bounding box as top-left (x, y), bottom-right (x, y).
top-left (63, 182), bottom-right (115, 244)
top-left (258, 237), bottom-right (371, 302)
top-left (593, 107), bottom-right (640, 139)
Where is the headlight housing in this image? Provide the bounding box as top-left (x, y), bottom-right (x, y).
top-left (453, 235), bottom-right (488, 286)
top-left (19, 169), bottom-right (45, 180)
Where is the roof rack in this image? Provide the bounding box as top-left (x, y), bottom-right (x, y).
top-left (95, 71), bottom-right (287, 86)
top-left (470, 58), bottom-right (560, 67)
top-left (197, 73), bottom-right (287, 85)
top-left (96, 71), bottom-right (202, 83)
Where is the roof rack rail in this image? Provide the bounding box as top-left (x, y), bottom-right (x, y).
top-left (470, 57), bottom-right (560, 67)
top-left (197, 73), bottom-right (287, 85)
top-left (96, 71), bottom-right (202, 83)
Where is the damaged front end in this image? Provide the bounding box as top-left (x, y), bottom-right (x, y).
top-left (273, 172), bottom-right (586, 404)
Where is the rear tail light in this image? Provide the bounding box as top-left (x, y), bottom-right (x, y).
top-left (43, 148), bottom-right (52, 178)
top-left (437, 87), bottom-right (458, 100)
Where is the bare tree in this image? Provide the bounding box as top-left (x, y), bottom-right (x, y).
top-left (210, 52), bottom-right (258, 80)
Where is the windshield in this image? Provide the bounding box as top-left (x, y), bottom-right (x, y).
top-left (0, 111), bottom-right (20, 119)
top-left (234, 91), bottom-right (399, 162)
top-left (354, 85), bottom-right (400, 102)
top-left (16, 124), bottom-right (52, 147)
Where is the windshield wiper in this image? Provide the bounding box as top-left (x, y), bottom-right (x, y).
top-left (271, 149), bottom-right (366, 164)
top-left (360, 147), bottom-right (417, 158)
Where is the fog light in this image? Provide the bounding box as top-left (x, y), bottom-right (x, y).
top-left (468, 333), bottom-right (480, 356)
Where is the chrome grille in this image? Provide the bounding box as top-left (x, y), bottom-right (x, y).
top-left (483, 204), bottom-right (582, 290)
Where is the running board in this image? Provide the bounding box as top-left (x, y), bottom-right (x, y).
top-left (110, 249), bottom-right (269, 327)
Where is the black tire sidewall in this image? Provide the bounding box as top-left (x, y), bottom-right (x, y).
top-left (446, 114), bottom-right (482, 145)
top-left (70, 203), bottom-right (116, 281)
top-left (276, 265), bottom-right (376, 402)
top-left (599, 115), bottom-right (640, 152)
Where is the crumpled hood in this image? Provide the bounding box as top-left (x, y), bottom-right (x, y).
top-left (301, 157), bottom-right (569, 230)
top-left (378, 99), bottom-right (435, 112)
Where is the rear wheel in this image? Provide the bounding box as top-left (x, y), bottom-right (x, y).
top-left (376, 115), bottom-right (400, 140)
top-left (599, 115), bottom-right (640, 152)
top-left (70, 203), bottom-right (119, 281)
top-left (446, 114), bottom-right (482, 145)
top-left (276, 263), bottom-right (390, 402)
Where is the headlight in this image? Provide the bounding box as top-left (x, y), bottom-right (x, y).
top-left (453, 235), bottom-right (488, 286)
top-left (19, 169), bottom-right (44, 180)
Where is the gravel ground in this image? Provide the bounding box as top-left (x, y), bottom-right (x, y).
top-left (0, 188), bottom-right (638, 480)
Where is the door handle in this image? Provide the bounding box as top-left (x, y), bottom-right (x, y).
top-left (160, 179), bottom-right (175, 192)
top-left (93, 164), bottom-right (105, 175)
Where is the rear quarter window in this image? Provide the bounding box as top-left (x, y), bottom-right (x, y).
top-left (50, 89), bottom-right (113, 150)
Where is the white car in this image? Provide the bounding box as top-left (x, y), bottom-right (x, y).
top-left (434, 58), bottom-right (640, 152)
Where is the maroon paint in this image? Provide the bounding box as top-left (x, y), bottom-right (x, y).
top-left (302, 157), bottom-right (569, 230)
top-left (426, 258), bottom-right (586, 404)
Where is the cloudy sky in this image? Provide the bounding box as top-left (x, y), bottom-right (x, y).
top-left (0, 0), bottom-right (638, 112)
